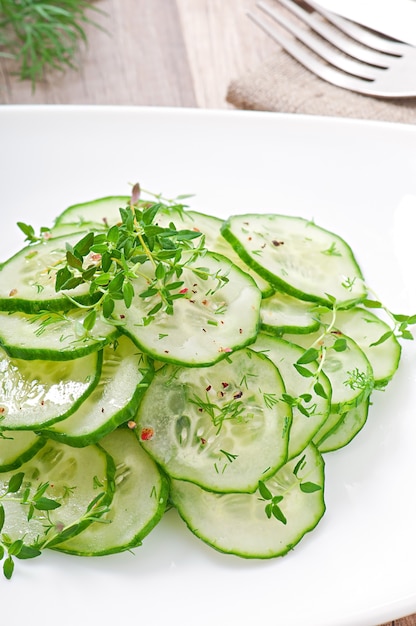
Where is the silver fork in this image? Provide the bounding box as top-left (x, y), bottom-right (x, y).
top-left (248, 0), bottom-right (416, 98)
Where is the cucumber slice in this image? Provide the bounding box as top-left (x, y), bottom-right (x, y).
top-left (221, 214), bottom-right (367, 308)
top-left (0, 347), bottom-right (102, 430)
top-left (284, 330), bottom-right (374, 413)
top-left (54, 428), bottom-right (169, 555)
top-left (0, 309), bottom-right (119, 361)
top-left (170, 443), bottom-right (325, 558)
top-left (251, 333), bottom-right (331, 460)
top-left (44, 336), bottom-right (153, 447)
top-left (0, 431), bottom-right (46, 471)
top-left (54, 195), bottom-right (130, 228)
top-left (317, 307), bottom-right (401, 388)
top-left (315, 398), bottom-right (370, 453)
top-left (136, 348), bottom-right (291, 493)
top-left (116, 250), bottom-right (262, 367)
top-left (0, 234), bottom-right (93, 313)
top-left (156, 207), bottom-right (274, 298)
top-left (260, 290), bottom-right (321, 335)
top-left (0, 439), bottom-right (115, 549)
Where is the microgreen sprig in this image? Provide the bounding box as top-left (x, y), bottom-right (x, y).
top-left (50, 184), bottom-right (206, 329)
top-left (0, 470), bottom-right (109, 579)
top-left (363, 296), bottom-right (416, 345)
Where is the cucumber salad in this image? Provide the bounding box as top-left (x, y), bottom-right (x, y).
top-left (0, 185), bottom-right (412, 578)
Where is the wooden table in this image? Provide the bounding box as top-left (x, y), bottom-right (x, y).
top-left (0, 2), bottom-right (415, 624)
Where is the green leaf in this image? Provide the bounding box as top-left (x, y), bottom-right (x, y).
top-left (313, 381), bottom-right (328, 399)
top-left (83, 309), bottom-right (96, 332)
top-left (15, 545), bottom-right (42, 560)
top-left (107, 225), bottom-right (119, 245)
top-left (258, 480), bottom-right (273, 501)
top-left (123, 281), bottom-right (134, 308)
top-left (34, 497), bottom-right (61, 511)
top-left (66, 250), bottom-right (83, 270)
top-left (55, 266), bottom-right (73, 291)
top-left (0, 504), bottom-right (4, 533)
top-left (300, 481), bottom-right (322, 493)
top-left (3, 556), bottom-right (14, 580)
top-left (7, 539), bottom-right (24, 556)
top-left (294, 364), bottom-right (315, 378)
top-left (297, 348), bottom-right (319, 364)
top-left (17, 221), bottom-right (36, 241)
top-left (7, 472), bottom-right (24, 494)
top-left (74, 232), bottom-right (94, 257)
top-left (272, 504), bottom-right (287, 524)
top-left (369, 330), bottom-right (393, 347)
top-left (102, 295), bottom-right (115, 318)
top-left (293, 455), bottom-right (306, 477)
top-left (362, 299), bottom-right (382, 309)
top-left (332, 337), bottom-right (347, 352)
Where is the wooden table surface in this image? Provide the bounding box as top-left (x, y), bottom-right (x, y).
top-left (1, 2), bottom-right (415, 624)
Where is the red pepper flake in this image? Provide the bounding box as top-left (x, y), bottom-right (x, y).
top-left (179, 287), bottom-right (188, 294)
top-left (200, 438), bottom-right (207, 445)
top-left (127, 420), bottom-right (137, 430)
top-left (233, 391), bottom-right (243, 399)
top-left (9, 289), bottom-right (17, 297)
top-left (239, 328), bottom-right (243, 334)
top-left (101, 407), bottom-right (105, 413)
top-left (0, 407), bottom-right (5, 414)
top-left (206, 385), bottom-right (212, 392)
top-left (119, 314), bottom-right (126, 319)
top-left (272, 240), bottom-right (284, 246)
top-left (221, 382), bottom-right (229, 388)
top-left (140, 427), bottom-right (154, 441)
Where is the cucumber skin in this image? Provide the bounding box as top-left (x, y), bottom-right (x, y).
top-left (0, 435), bottom-right (47, 472)
top-left (221, 214), bottom-right (367, 309)
top-left (53, 429), bottom-right (170, 556)
top-left (43, 364), bottom-right (155, 448)
top-left (0, 326), bottom-right (120, 362)
top-left (0, 350), bottom-right (104, 432)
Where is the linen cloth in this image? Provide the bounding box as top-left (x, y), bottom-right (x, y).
top-left (226, 47), bottom-right (416, 124)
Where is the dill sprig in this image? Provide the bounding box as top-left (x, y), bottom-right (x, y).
top-left (0, 0), bottom-right (105, 87)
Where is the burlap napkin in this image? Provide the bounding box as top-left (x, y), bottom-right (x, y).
top-left (226, 49), bottom-right (416, 124)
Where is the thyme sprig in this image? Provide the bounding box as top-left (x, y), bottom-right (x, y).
top-left (363, 296), bottom-right (416, 345)
top-left (0, 0), bottom-right (106, 88)
top-left (0, 471), bottom-right (109, 579)
top-left (22, 184), bottom-right (207, 330)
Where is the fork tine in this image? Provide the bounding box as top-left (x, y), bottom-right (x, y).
top-left (306, 0), bottom-right (407, 57)
top-left (247, 10), bottom-right (376, 92)
top-left (260, 0), bottom-right (391, 69)
top-left (255, 1), bottom-right (382, 80)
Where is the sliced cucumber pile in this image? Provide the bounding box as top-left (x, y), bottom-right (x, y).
top-left (0, 191), bottom-right (407, 577)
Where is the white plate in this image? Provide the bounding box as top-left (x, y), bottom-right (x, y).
top-left (1, 106), bottom-right (416, 626)
top-left (317, 0), bottom-right (416, 46)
